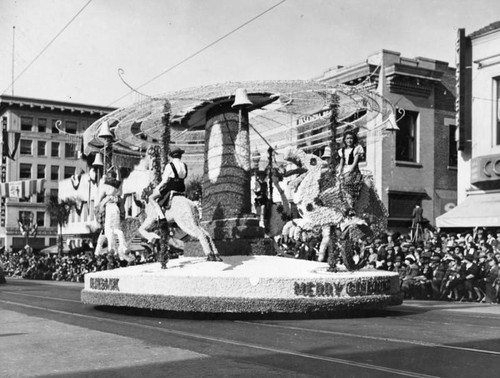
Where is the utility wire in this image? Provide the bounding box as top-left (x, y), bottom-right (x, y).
top-left (2, 0), bottom-right (93, 95)
top-left (108, 0), bottom-right (288, 106)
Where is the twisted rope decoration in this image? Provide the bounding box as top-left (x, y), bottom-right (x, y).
top-left (159, 101), bottom-right (171, 269)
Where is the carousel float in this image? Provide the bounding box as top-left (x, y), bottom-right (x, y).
top-left (77, 80), bottom-right (403, 314)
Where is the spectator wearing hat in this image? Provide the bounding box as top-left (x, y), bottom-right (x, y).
top-left (430, 254), bottom-right (447, 299)
top-left (385, 246), bottom-right (395, 263)
top-left (149, 147), bottom-right (188, 218)
top-left (462, 254), bottom-right (480, 301)
top-left (473, 252), bottom-right (489, 301)
top-left (393, 256), bottom-right (405, 283)
top-left (393, 245), bottom-right (404, 261)
top-left (481, 255), bottom-right (498, 303)
top-left (440, 256), bottom-right (463, 300)
top-left (401, 255), bottom-right (421, 299)
top-left (385, 259), bottom-right (395, 272)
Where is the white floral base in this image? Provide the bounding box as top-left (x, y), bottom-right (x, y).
top-left (82, 256), bottom-right (402, 313)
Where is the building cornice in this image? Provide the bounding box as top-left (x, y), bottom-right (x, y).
top-left (316, 62), bottom-right (379, 86)
top-left (385, 63), bottom-right (443, 97)
top-left (0, 95), bottom-right (115, 116)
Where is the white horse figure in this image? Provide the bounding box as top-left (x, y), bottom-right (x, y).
top-left (94, 176), bottom-right (135, 262)
top-left (138, 195), bottom-right (222, 261)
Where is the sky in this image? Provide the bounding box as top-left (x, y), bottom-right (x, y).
top-left (1, 0), bottom-right (499, 108)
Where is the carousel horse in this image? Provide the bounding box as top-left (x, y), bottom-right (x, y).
top-left (95, 198), bottom-right (135, 262)
top-left (138, 194), bottom-right (222, 262)
top-left (94, 175), bottom-right (135, 262)
top-left (283, 148), bottom-right (387, 269)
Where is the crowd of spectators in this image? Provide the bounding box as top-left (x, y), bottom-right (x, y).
top-left (277, 227), bottom-right (500, 304)
top-left (2, 227), bottom-right (500, 304)
top-left (0, 245), bottom-right (157, 283)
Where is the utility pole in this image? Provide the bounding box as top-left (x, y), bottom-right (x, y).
top-left (12, 26), bottom-right (15, 96)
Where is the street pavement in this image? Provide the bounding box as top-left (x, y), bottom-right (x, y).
top-left (1, 278), bottom-right (500, 377)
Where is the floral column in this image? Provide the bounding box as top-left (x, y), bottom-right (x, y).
top-left (184, 102), bottom-right (273, 256)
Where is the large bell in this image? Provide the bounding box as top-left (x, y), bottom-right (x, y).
top-left (232, 88), bottom-right (253, 109)
top-left (322, 146), bottom-right (332, 158)
top-left (92, 153), bottom-right (103, 167)
top-left (385, 113), bottom-right (400, 133)
top-left (98, 120), bottom-right (113, 139)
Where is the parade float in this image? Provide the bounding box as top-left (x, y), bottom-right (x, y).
top-left (79, 80), bottom-right (403, 314)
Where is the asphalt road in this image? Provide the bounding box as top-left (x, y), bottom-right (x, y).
top-left (1, 278), bottom-right (499, 378)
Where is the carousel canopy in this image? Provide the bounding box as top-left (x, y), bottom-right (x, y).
top-left (83, 80), bottom-right (396, 162)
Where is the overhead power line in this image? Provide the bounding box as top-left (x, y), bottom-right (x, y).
top-left (109, 0), bottom-right (288, 106)
top-left (2, 0), bottom-right (93, 95)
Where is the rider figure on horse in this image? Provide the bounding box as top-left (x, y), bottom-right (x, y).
top-left (337, 129), bottom-right (364, 215)
top-left (149, 147), bottom-right (188, 220)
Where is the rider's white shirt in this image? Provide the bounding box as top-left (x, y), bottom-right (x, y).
top-left (161, 158), bottom-right (187, 181)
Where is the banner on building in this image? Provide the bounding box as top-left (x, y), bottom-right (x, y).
top-left (1, 130), bottom-right (21, 160)
top-left (0, 179), bottom-right (46, 199)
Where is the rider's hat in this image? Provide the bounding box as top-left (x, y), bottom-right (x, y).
top-left (169, 147), bottom-right (185, 158)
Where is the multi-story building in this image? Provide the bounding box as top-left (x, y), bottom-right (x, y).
top-left (314, 50), bottom-right (457, 232)
top-left (0, 95), bottom-right (114, 250)
top-left (437, 22), bottom-right (500, 229)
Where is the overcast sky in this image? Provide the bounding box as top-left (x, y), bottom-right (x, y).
top-left (1, 0), bottom-right (499, 108)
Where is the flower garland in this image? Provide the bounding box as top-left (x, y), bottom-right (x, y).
top-left (141, 146), bottom-right (161, 202)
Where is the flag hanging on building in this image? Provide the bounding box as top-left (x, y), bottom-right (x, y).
top-left (1, 131), bottom-right (21, 160)
top-left (0, 179), bottom-right (46, 199)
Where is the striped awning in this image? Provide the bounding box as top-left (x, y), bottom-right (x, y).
top-left (0, 179), bottom-right (46, 199)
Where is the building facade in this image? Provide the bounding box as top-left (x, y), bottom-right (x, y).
top-left (314, 50), bottom-right (457, 232)
top-left (0, 95), bottom-right (114, 250)
top-left (437, 22), bottom-right (500, 229)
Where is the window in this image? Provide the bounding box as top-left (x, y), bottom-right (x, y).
top-left (51, 120), bottom-right (60, 134)
top-left (65, 121), bottom-right (77, 134)
top-left (65, 143), bottom-right (76, 159)
top-left (395, 110), bottom-right (418, 162)
top-left (36, 212), bottom-right (45, 227)
top-left (18, 211), bottom-right (33, 225)
top-left (389, 193), bottom-right (421, 219)
top-left (36, 190), bottom-right (45, 203)
top-left (448, 125), bottom-right (458, 167)
top-left (64, 166), bottom-right (73, 179)
top-left (50, 188), bottom-right (58, 198)
top-left (495, 77), bottom-right (500, 145)
top-left (37, 165), bottom-right (46, 179)
top-left (20, 116), bottom-right (33, 131)
top-left (51, 142), bottom-right (59, 157)
top-left (20, 163), bottom-right (31, 179)
top-left (38, 141), bottom-right (46, 156)
top-left (50, 166), bottom-right (59, 181)
top-left (20, 140), bottom-right (32, 155)
top-left (50, 214), bottom-right (58, 227)
top-left (38, 118), bottom-right (47, 133)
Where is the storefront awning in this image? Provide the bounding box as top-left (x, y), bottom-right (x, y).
top-left (436, 192), bottom-right (500, 228)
